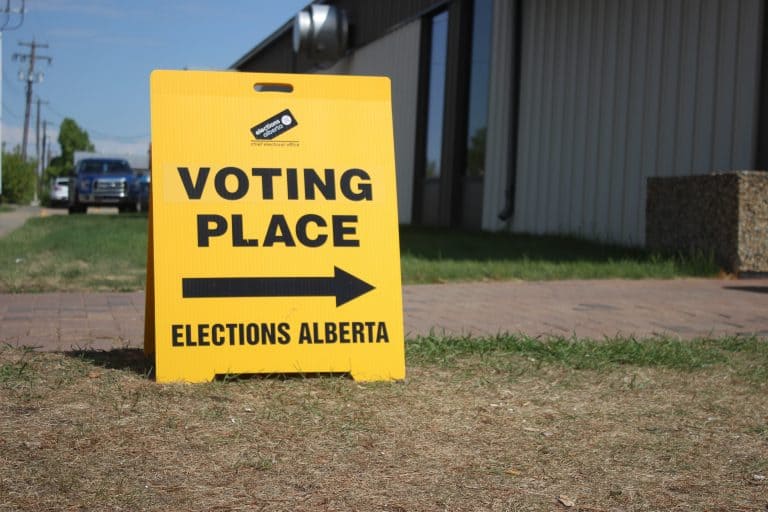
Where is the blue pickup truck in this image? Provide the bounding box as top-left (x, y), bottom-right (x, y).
top-left (68, 158), bottom-right (146, 214)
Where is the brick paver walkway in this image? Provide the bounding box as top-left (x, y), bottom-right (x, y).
top-left (1, 278), bottom-right (766, 351)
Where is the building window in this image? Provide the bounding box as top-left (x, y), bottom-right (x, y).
top-left (465, 0), bottom-right (493, 178)
top-left (425, 10), bottom-right (449, 179)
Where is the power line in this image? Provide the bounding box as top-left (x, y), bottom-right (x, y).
top-left (48, 105), bottom-right (146, 138)
top-left (2, 68), bottom-right (24, 95)
top-left (42, 101), bottom-right (66, 120)
top-left (42, 101), bottom-right (148, 141)
top-left (88, 129), bottom-right (149, 141)
top-left (0, 0), bottom-right (25, 31)
top-left (14, 98), bottom-right (149, 147)
top-left (2, 101), bottom-right (21, 120)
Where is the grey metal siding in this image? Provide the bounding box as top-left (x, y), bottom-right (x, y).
top-left (332, 0), bottom-right (445, 47)
top-left (321, 21), bottom-right (422, 224)
top-left (512, 0), bottom-right (764, 245)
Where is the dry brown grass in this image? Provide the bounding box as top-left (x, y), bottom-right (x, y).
top-left (1, 345), bottom-right (766, 511)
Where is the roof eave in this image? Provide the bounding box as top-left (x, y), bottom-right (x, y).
top-left (229, 0), bottom-right (323, 70)
top-left (229, 17), bottom-right (294, 70)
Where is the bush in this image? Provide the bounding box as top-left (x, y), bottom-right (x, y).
top-left (1, 152), bottom-right (36, 204)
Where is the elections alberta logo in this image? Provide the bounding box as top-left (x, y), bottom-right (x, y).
top-left (251, 109), bottom-right (298, 143)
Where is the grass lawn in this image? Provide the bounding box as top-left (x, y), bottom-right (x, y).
top-left (0, 214), bottom-right (148, 292)
top-left (1, 336), bottom-right (766, 511)
top-left (0, 214), bottom-right (718, 292)
top-left (0, 214), bottom-right (762, 510)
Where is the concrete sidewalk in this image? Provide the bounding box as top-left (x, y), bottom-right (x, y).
top-left (0, 205), bottom-right (74, 239)
top-left (1, 278), bottom-right (766, 351)
top-left (0, 205), bottom-right (42, 238)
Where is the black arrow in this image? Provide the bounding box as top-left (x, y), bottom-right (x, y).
top-left (182, 266), bottom-right (375, 307)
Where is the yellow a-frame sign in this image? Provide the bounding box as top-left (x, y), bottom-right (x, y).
top-left (145, 71), bottom-right (404, 383)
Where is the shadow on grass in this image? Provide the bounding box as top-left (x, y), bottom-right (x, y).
top-left (64, 348), bottom-right (154, 378)
top-left (399, 226), bottom-right (651, 263)
top-left (723, 286), bottom-right (768, 295)
top-left (61, 348), bottom-right (351, 382)
top-left (398, 226), bottom-right (720, 282)
top-left (214, 372), bottom-right (352, 382)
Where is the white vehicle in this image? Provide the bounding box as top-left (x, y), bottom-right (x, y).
top-left (49, 177), bottom-right (70, 207)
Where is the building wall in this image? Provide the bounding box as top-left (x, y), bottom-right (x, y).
top-left (321, 20), bottom-right (422, 224)
top-left (512, 0), bottom-right (764, 245)
top-left (323, 0), bottom-right (444, 49)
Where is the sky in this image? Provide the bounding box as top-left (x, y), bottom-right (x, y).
top-left (1, 0), bottom-right (308, 160)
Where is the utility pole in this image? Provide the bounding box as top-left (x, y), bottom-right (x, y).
top-left (35, 97), bottom-right (45, 162)
top-left (13, 39), bottom-right (51, 161)
top-left (34, 97), bottom-right (48, 201)
top-left (0, 0), bottom-right (26, 196)
top-left (41, 120), bottom-right (46, 170)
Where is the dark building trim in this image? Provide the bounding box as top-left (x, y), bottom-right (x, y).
top-left (233, 29), bottom-right (296, 73)
top-left (410, 15), bottom-right (435, 225)
top-left (440, 0), bottom-right (474, 227)
top-left (230, 17), bottom-right (297, 70)
top-left (499, 0), bottom-right (523, 222)
top-left (755, 0), bottom-right (768, 170)
top-left (411, 0), bottom-right (480, 228)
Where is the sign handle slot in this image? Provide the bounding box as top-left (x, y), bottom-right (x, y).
top-left (254, 83), bottom-right (294, 93)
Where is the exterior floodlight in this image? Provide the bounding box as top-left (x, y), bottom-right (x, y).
top-left (293, 4), bottom-right (348, 68)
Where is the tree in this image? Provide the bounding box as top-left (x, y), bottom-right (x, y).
top-left (1, 149), bottom-right (36, 204)
top-left (57, 118), bottom-right (94, 168)
top-left (43, 118), bottom-right (95, 183)
top-left (44, 156), bottom-right (67, 182)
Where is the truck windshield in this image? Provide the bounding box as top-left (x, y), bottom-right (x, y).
top-left (79, 160), bottom-right (131, 174)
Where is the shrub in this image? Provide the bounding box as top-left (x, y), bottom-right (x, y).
top-left (1, 152), bottom-right (36, 204)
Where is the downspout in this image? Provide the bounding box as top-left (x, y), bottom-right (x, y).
top-left (498, 0), bottom-right (523, 221)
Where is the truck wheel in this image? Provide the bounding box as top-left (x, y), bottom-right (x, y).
top-left (68, 190), bottom-right (86, 214)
